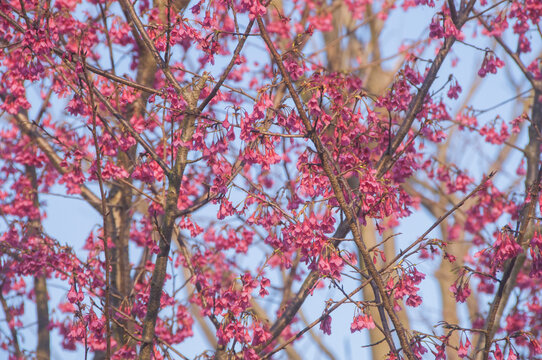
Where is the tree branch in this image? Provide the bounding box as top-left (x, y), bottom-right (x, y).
top-left (256, 15), bottom-right (416, 360)
top-left (479, 89), bottom-right (542, 360)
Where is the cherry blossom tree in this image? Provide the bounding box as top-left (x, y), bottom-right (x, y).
top-left (0, 0), bottom-right (541, 359)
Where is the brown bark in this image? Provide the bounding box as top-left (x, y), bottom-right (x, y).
top-left (258, 16), bottom-right (417, 359)
top-left (34, 275), bottom-right (50, 360)
top-left (26, 146), bottom-right (50, 360)
top-left (361, 220), bottom-right (395, 359)
top-left (434, 220), bottom-right (461, 358)
top-left (478, 87), bottom-right (542, 360)
top-left (138, 77), bottom-right (206, 360)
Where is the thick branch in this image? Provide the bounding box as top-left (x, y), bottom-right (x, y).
top-left (257, 3), bottom-right (476, 353)
top-left (479, 89), bottom-right (542, 360)
top-left (257, 15), bottom-right (416, 360)
top-left (138, 76), bottom-right (207, 360)
top-left (25, 165), bottom-right (50, 360)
